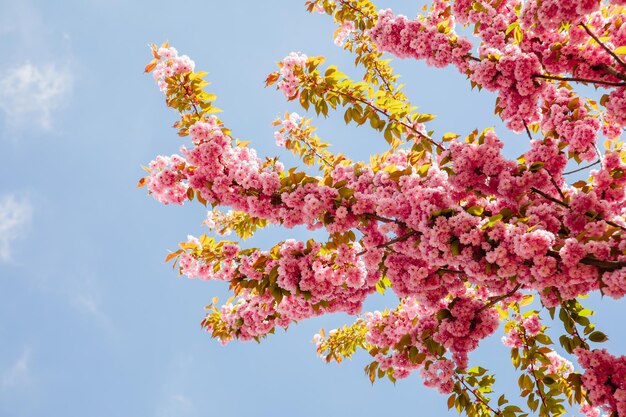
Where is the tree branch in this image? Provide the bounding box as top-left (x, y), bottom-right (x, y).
top-left (593, 144), bottom-right (605, 170)
top-left (591, 63), bottom-right (626, 81)
top-left (521, 331), bottom-right (549, 413)
top-left (581, 23), bottom-right (626, 73)
top-left (299, 135), bottom-right (335, 168)
top-left (478, 283), bottom-right (523, 313)
top-left (531, 187), bottom-right (626, 233)
top-left (438, 268), bottom-right (465, 275)
top-left (365, 214), bottom-right (407, 227)
top-left (456, 376), bottom-right (502, 416)
top-left (530, 187), bottom-right (569, 208)
top-left (335, 88), bottom-right (445, 151)
top-left (356, 230), bottom-right (418, 256)
top-left (563, 160), bottom-right (601, 175)
top-left (522, 120), bottom-right (533, 141)
top-left (532, 73), bottom-right (626, 87)
top-left (547, 250), bottom-right (626, 271)
top-left (559, 303), bottom-right (589, 349)
top-left (337, 0), bottom-right (372, 22)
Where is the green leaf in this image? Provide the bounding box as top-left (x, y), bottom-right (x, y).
top-left (450, 239), bottom-right (461, 256)
top-left (467, 206), bottom-right (484, 216)
top-left (483, 213), bottom-right (503, 229)
top-left (529, 161), bottom-right (544, 172)
top-left (409, 347), bottom-right (426, 364)
top-left (436, 309), bottom-right (453, 321)
top-left (343, 108), bottom-right (352, 124)
top-left (468, 366), bottom-right (488, 376)
top-left (535, 334), bottom-right (552, 345)
top-left (589, 331), bottom-right (608, 343)
top-left (504, 405), bottom-right (523, 414)
top-left (559, 335), bottom-right (573, 354)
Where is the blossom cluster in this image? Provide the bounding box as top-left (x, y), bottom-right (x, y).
top-left (368, 9), bottom-right (473, 71)
top-left (605, 87), bottom-right (626, 127)
top-left (144, 104), bottom-right (626, 412)
top-left (150, 46), bottom-right (195, 93)
top-left (273, 112), bottom-right (303, 147)
top-left (501, 313), bottom-right (543, 349)
top-left (545, 351), bottom-right (574, 376)
top-left (145, 154), bottom-right (189, 205)
top-left (363, 290), bottom-right (498, 390)
top-left (278, 52), bottom-right (307, 99)
top-left (540, 87), bottom-right (601, 160)
top-left (369, 0), bottom-right (626, 137)
top-left (576, 348), bottom-right (626, 416)
top-left (333, 20), bottom-right (355, 46)
top-left (191, 238), bottom-right (375, 343)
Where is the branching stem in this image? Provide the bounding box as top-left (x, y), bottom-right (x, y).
top-left (563, 160), bottom-right (600, 175)
top-left (456, 376), bottom-right (502, 416)
top-left (532, 73), bottom-right (626, 87)
top-left (479, 283), bottom-right (523, 313)
top-left (581, 23), bottom-right (626, 72)
top-left (356, 230), bottom-right (417, 256)
top-left (521, 331), bottom-right (549, 414)
top-left (335, 88), bottom-right (445, 151)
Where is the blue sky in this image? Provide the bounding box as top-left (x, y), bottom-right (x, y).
top-left (0, 1), bottom-right (625, 416)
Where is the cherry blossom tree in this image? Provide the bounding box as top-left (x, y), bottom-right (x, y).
top-left (140, 1), bottom-right (626, 416)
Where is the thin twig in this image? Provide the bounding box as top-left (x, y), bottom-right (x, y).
top-left (546, 170), bottom-right (567, 201)
top-left (336, 88), bottom-right (445, 151)
top-left (563, 160), bottom-right (601, 175)
top-left (349, 32), bottom-right (395, 92)
top-left (532, 73), bottom-right (626, 87)
top-left (300, 135), bottom-right (335, 168)
top-left (531, 188), bottom-right (626, 232)
top-left (522, 120), bottom-right (533, 141)
top-left (456, 376), bottom-right (502, 415)
top-left (581, 23), bottom-right (626, 72)
top-left (180, 82), bottom-right (202, 117)
top-left (356, 230), bottom-right (418, 256)
top-left (337, 0), bottom-right (372, 22)
top-left (521, 330), bottom-right (549, 413)
top-left (360, 42), bottom-right (394, 92)
top-left (559, 303), bottom-right (589, 349)
top-left (372, 59), bottom-right (394, 92)
top-left (546, 250), bottom-right (626, 271)
top-left (593, 144), bottom-right (605, 170)
top-left (522, 121), bottom-right (568, 200)
top-left (478, 283), bottom-right (522, 313)
top-left (366, 214), bottom-right (407, 227)
top-left (530, 187), bottom-right (569, 208)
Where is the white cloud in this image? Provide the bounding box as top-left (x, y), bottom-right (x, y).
top-left (0, 194), bottom-right (32, 262)
top-left (71, 292), bottom-right (117, 337)
top-left (156, 394), bottom-right (194, 417)
top-left (0, 63), bottom-right (72, 130)
top-left (1, 349), bottom-right (31, 390)
top-left (155, 355), bottom-right (196, 417)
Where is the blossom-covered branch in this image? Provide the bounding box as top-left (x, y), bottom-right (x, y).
top-left (141, 1), bottom-right (626, 416)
